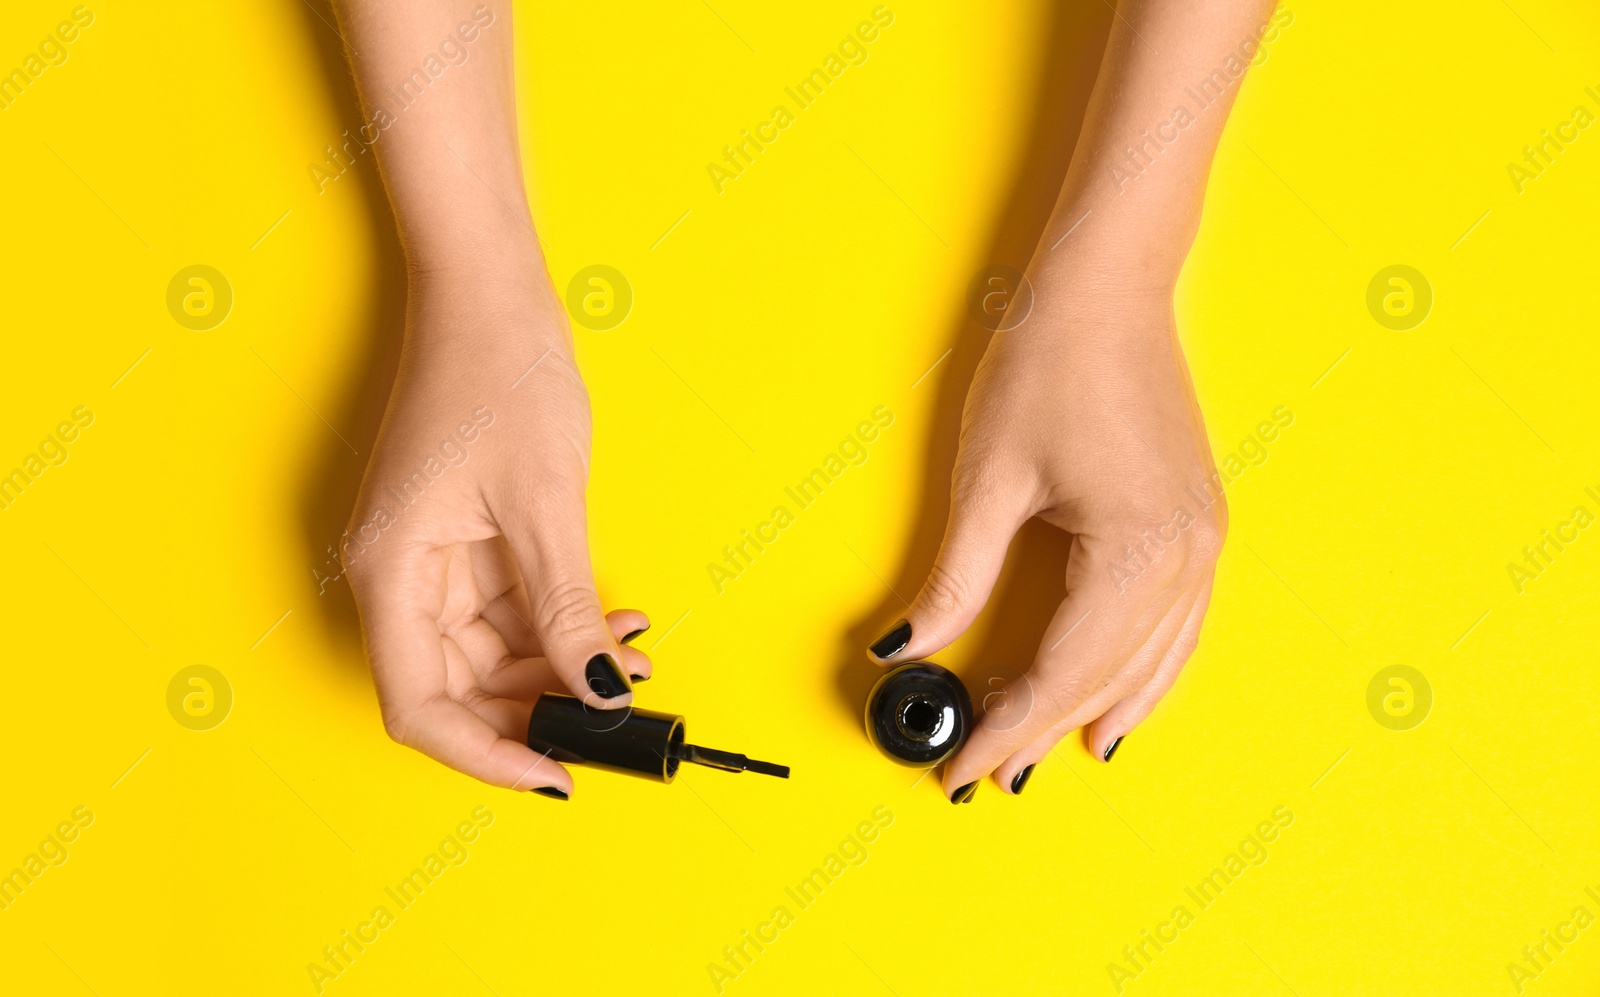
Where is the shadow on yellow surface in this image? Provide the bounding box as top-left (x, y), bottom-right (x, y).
top-left (836, 3), bottom-right (1110, 739)
top-left (293, 0), bottom-right (405, 669)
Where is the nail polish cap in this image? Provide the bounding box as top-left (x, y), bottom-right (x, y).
top-left (526, 693), bottom-right (791, 783)
top-left (864, 661), bottom-right (973, 767)
top-left (528, 694), bottom-right (686, 783)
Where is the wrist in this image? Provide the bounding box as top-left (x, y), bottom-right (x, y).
top-left (1029, 232), bottom-right (1185, 307)
top-left (1019, 223), bottom-right (1184, 349)
top-left (1032, 187), bottom-right (1197, 291)
top-left (402, 235), bottom-right (568, 351)
top-left (398, 199), bottom-right (545, 280)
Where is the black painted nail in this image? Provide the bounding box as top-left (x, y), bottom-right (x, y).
top-left (585, 653), bottom-right (630, 699)
top-left (630, 673), bottom-right (649, 683)
top-left (1103, 736), bottom-right (1124, 763)
top-left (621, 626), bottom-right (649, 646)
top-left (950, 780), bottom-right (978, 805)
top-left (532, 786), bottom-right (568, 801)
top-left (1011, 764), bottom-right (1036, 795)
top-left (869, 619), bottom-right (911, 660)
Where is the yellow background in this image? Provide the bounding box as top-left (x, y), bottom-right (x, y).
top-left (3, 0), bottom-right (1599, 994)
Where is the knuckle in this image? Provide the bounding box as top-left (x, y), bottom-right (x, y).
top-left (339, 525), bottom-right (381, 581)
top-left (381, 706), bottom-right (417, 747)
top-left (1186, 517), bottom-right (1227, 563)
top-left (1036, 659), bottom-right (1126, 713)
top-left (534, 581), bottom-right (601, 643)
top-left (1123, 655), bottom-right (1163, 690)
top-left (1168, 630), bottom-right (1201, 666)
top-left (1210, 493), bottom-right (1231, 536)
top-left (1124, 494), bottom-right (1175, 525)
top-left (1124, 562), bottom-right (1172, 596)
top-left (1034, 669), bottom-right (1095, 716)
top-left (340, 500), bottom-right (421, 585)
top-left (342, 535), bottom-right (389, 584)
top-left (1093, 521), bottom-right (1180, 592)
top-left (918, 562), bottom-right (970, 621)
top-left (951, 452), bottom-right (1032, 515)
top-left (480, 653), bottom-right (518, 683)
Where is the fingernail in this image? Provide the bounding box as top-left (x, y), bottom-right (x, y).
top-left (630, 673), bottom-right (649, 683)
top-left (1010, 764), bottom-right (1036, 795)
top-left (585, 653), bottom-right (631, 699)
top-left (1103, 736), bottom-right (1124, 763)
top-left (950, 780), bottom-right (978, 804)
top-left (532, 786), bottom-right (569, 801)
top-left (621, 626), bottom-right (649, 646)
top-left (869, 619), bottom-right (911, 660)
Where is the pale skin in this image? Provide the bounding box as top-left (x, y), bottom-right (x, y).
top-left (873, 0), bottom-right (1278, 801)
top-left (334, 0), bottom-right (1274, 799)
top-left (334, 0), bottom-right (641, 798)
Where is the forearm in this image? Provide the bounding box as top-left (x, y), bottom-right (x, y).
top-left (1043, 0), bottom-right (1284, 286)
top-left (332, 1), bottom-right (537, 277)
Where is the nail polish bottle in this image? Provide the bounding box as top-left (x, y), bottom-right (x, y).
top-left (864, 661), bottom-right (972, 767)
top-left (527, 693), bottom-right (789, 783)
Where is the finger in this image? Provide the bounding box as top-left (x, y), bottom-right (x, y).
top-left (993, 583), bottom-right (1200, 792)
top-left (477, 644), bottom-right (650, 703)
top-left (475, 656), bottom-right (556, 702)
top-left (457, 690), bottom-right (536, 743)
top-left (940, 554), bottom-right (1169, 800)
top-left (1087, 574), bottom-right (1214, 756)
top-left (476, 592), bottom-right (647, 662)
top-left (605, 609), bottom-right (654, 681)
top-left (609, 608), bottom-right (652, 647)
top-left (350, 537), bottom-right (463, 738)
top-left (391, 693), bottom-right (572, 794)
top-left (614, 644), bottom-right (652, 683)
top-left (496, 482), bottom-right (632, 710)
top-left (445, 610), bottom-right (518, 675)
top-left (479, 593), bottom-right (542, 658)
top-left (465, 535), bottom-right (525, 600)
top-left (867, 475), bottom-right (1030, 664)
top-left (442, 631), bottom-right (542, 717)
top-left (459, 612), bottom-right (652, 699)
top-left (448, 540), bottom-right (542, 657)
top-left (349, 544), bottom-right (569, 792)
top-left (937, 565), bottom-right (1124, 799)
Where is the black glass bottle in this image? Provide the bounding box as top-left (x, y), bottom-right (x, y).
top-left (864, 661), bottom-right (972, 767)
top-left (526, 694), bottom-right (789, 782)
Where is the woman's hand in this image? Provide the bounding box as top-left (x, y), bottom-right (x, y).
top-left (329, 1), bottom-right (650, 795)
top-left (868, 261), bottom-right (1224, 801)
top-left (343, 262), bottom-right (649, 796)
top-left (864, 0), bottom-right (1276, 801)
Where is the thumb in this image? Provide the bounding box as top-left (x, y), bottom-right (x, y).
top-left (500, 482), bottom-right (631, 709)
top-left (867, 482), bottom-right (1027, 664)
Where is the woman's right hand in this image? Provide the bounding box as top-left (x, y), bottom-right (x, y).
top-left (343, 258), bottom-right (649, 797)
